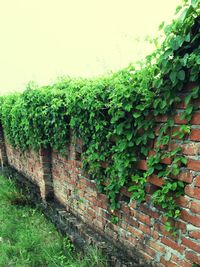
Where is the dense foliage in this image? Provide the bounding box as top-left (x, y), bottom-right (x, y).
top-left (0, 0), bottom-right (200, 231)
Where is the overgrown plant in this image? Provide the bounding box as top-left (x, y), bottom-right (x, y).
top-left (0, 0), bottom-right (200, 232)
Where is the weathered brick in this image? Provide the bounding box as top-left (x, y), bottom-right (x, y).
top-left (185, 185), bottom-right (200, 200)
top-left (160, 257), bottom-right (179, 267)
top-left (136, 160), bottom-right (147, 170)
top-left (161, 237), bottom-right (184, 253)
top-left (186, 251), bottom-right (200, 265)
top-left (182, 237), bottom-right (200, 253)
top-left (187, 159), bottom-right (200, 171)
top-left (190, 129), bottom-right (200, 141)
top-left (139, 223), bottom-right (151, 235)
top-left (147, 175), bottom-right (164, 187)
top-left (171, 255), bottom-right (192, 267)
top-left (194, 176), bottom-right (200, 187)
top-left (174, 171), bottom-right (193, 183)
top-left (155, 115), bottom-right (168, 123)
top-left (191, 112), bottom-right (200, 125)
top-left (175, 196), bottom-right (190, 208)
top-left (189, 231), bottom-right (200, 239)
top-left (174, 113), bottom-right (187, 124)
top-left (135, 211), bottom-right (151, 225)
top-left (190, 201), bottom-right (200, 213)
top-left (181, 210), bottom-right (200, 227)
top-left (147, 240), bottom-right (165, 253)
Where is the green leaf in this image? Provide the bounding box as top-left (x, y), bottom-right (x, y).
top-left (127, 132), bottom-right (133, 141)
top-left (169, 71), bottom-right (177, 84)
top-left (133, 112), bottom-right (141, 119)
top-left (177, 70), bottom-right (185, 81)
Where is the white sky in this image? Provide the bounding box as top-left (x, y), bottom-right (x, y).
top-left (0, 0), bottom-right (181, 95)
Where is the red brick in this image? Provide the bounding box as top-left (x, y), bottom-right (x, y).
top-left (147, 174), bottom-right (164, 187)
top-left (175, 171), bottom-right (193, 183)
top-left (161, 156), bottom-right (172, 164)
top-left (195, 176), bottom-right (200, 187)
top-left (175, 196), bottom-right (190, 208)
top-left (149, 150), bottom-right (172, 164)
top-left (121, 202), bottom-right (130, 215)
top-left (152, 230), bottom-right (160, 240)
top-left (181, 210), bottom-right (200, 227)
top-left (191, 112), bottom-right (200, 125)
top-left (182, 237), bottom-right (200, 253)
top-left (181, 143), bottom-right (198, 155)
top-left (190, 129), bottom-right (200, 141)
top-left (189, 231), bottom-right (200, 239)
top-left (124, 216), bottom-right (139, 228)
top-left (140, 203), bottom-right (160, 219)
top-left (139, 223), bottom-right (151, 235)
top-left (136, 160), bottom-right (147, 170)
top-left (135, 211), bottom-right (151, 225)
top-left (171, 255), bottom-right (192, 267)
top-left (161, 237), bottom-right (184, 253)
top-left (148, 240), bottom-right (165, 253)
top-left (175, 220), bottom-right (187, 233)
top-left (190, 201), bottom-right (200, 213)
top-left (127, 226), bottom-right (143, 239)
top-left (139, 251), bottom-right (154, 263)
top-left (98, 193), bottom-right (108, 203)
top-left (160, 257), bottom-right (179, 267)
top-left (87, 207), bottom-right (96, 218)
top-left (155, 223), bottom-right (176, 240)
top-left (120, 186), bottom-right (131, 198)
top-left (155, 115), bottom-right (168, 122)
top-left (176, 101), bottom-right (187, 109)
top-left (174, 113), bottom-right (187, 124)
top-left (186, 251), bottom-right (200, 265)
top-left (187, 159), bottom-right (200, 171)
top-left (141, 246), bottom-right (156, 258)
top-left (79, 178), bottom-right (96, 189)
top-left (185, 186), bottom-right (200, 200)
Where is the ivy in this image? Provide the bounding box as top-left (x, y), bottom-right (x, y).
top-left (0, 0), bottom-right (200, 233)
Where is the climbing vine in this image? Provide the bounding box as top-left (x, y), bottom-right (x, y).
top-left (0, 0), bottom-right (200, 232)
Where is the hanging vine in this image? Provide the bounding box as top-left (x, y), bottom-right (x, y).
top-left (0, 0), bottom-right (200, 233)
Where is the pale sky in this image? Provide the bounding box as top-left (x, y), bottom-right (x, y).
top-left (0, 0), bottom-right (181, 95)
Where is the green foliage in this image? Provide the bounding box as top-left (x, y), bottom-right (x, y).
top-left (0, 0), bottom-right (200, 232)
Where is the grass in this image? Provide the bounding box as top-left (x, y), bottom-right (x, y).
top-left (0, 174), bottom-right (107, 267)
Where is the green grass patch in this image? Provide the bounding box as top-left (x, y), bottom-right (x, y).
top-left (0, 175), bottom-right (107, 267)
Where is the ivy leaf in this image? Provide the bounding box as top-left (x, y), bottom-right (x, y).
top-left (124, 103), bottom-right (132, 112)
top-left (133, 112), bottom-right (141, 119)
top-left (177, 70), bottom-right (185, 81)
top-left (181, 157), bottom-right (187, 165)
top-left (127, 132), bottom-right (133, 141)
top-left (169, 71), bottom-right (177, 84)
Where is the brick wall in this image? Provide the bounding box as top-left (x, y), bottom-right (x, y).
top-left (5, 143), bottom-right (53, 201)
top-left (0, 84), bottom-right (200, 266)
